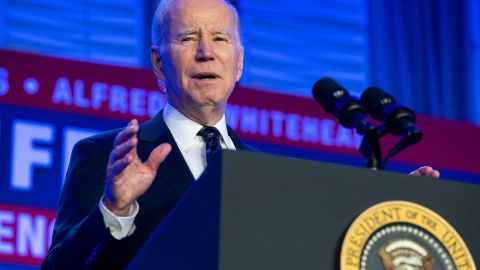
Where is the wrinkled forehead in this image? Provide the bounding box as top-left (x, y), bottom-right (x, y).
top-left (167, 0), bottom-right (237, 35)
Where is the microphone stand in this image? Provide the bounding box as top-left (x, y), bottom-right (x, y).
top-left (357, 124), bottom-right (422, 170)
top-left (358, 126), bottom-right (385, 170)
top-left (349, 114), bottom-right (386, 170)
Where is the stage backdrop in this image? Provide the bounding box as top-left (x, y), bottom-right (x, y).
top-left (0, 49), bottom-right (479, 270)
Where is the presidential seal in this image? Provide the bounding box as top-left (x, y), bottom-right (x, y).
top-left (340, 201), bottom-right (476, 270)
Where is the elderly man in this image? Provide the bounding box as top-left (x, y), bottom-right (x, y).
top-left (42, 0), bottom-right (439, 269)
top-left (42, 0), bottom-right (247, 269)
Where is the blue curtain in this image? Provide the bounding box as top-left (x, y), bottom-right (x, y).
top-left (368, 0), bottom-right (476, 122)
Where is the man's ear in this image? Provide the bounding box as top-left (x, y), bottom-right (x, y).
top-left (236, 48), bottom-right (244, 82)
top-left (150, 45), bottom-right (166, 81)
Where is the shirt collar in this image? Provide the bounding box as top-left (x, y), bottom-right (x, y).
top-left (162, 103), bottom-right (231, 150)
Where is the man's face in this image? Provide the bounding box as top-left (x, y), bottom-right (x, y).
top-left (152, 0), bottom-right (243, 120)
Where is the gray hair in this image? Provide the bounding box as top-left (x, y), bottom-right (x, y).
top-left (151, 0), bottom-right (243, 54)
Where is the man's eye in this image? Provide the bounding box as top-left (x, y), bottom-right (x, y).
top-left (213, 36), bottom-right (228, 42)
top-left (181, 37), bottom-right (195, 42)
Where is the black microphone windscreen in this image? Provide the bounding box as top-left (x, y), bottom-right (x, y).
top-left (361, 87), bottom-right (396, 106)
top-left (361, 87), bottom-right (397, 117)
top-left (312, 77), bottom-right (349, 113)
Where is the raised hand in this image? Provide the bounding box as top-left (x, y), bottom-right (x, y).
top-left (409, 166), bottom-right (440, 179)
top-left (103, 119), bottom-right (171, 216)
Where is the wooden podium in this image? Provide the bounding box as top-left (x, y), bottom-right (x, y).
top-left (127, 150), bottom-right (480, 269)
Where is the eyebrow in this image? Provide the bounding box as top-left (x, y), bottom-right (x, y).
top-left (175, 30), bottom-right (232, 38)
top-left (175, 30), bottom-right (199, 38)
top-left (212, 31), bottom-right (232, 38)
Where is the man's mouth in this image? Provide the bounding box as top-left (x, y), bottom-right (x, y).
top-left (192, 72), bottom-right (220, 80)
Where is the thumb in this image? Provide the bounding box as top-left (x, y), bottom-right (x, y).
top-left (146, 143), bottom-right (172, 172)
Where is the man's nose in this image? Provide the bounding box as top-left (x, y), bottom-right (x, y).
top-left (196, 38), bottom-right (214, 61)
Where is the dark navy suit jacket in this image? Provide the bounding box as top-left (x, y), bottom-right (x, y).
top-left (41, 112), bottom-right (249, 269)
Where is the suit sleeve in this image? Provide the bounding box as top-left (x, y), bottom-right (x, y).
top-left (41, 137), bottom-right (122, 269)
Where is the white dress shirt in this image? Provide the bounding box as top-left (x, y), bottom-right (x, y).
top-left (162, 103), bottom-right (236, 179)
top-left (99, 103), bottom-right (236, 239)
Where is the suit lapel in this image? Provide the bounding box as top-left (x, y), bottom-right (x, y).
top-left (227, 126), bottom-right (245, 150)
top-left (137, 111), bottom-right (195, 198)
top-left (227, 125), bottom-right (258, 152)
top-left (135, 112), bottom-right (247, 200)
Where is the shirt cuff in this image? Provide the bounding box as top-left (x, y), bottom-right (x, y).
top-left (98, 196), bottom-right (139, 240)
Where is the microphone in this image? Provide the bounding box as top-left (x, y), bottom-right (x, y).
top-left (360, 87), bottom-right (422, 139)
top-left (312, 78), bottom-right (371, 134)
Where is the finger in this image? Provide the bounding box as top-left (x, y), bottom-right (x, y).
top-left (409, 166), bottom-right (431, 176)
top-left (429, 170), bottom-right (440, 179)
top-left (145, 143), bottom-right (172, 172)
top-left (114, 119), bottom-right (139, 147)
top-left (109, 137), bottom-right (137, 164)
top-left (418, 166), bottom-right (433, 176)
top-left (108, 154), bottom-right (132, 177)
top-left (409, 166), bottom-right (440, 179)
top-left (419, 166), bottom-right (440, 178)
